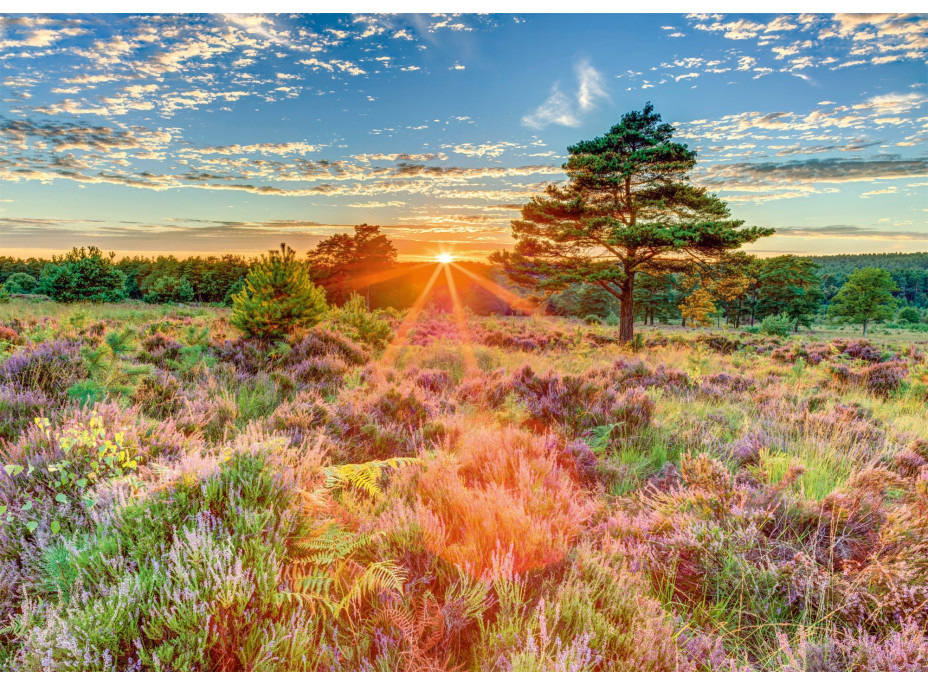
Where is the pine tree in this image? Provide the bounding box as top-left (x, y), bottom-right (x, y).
top-left (490, 103), bottom-right (772, 342)
top-left (828, 267), bottom-right (898, 336)
top-left (756, 255), bottom-right (823, 332)
top-left (231, 243), bottom-right (328, 341)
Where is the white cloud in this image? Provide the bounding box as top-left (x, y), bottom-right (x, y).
top-left (522, 58), bottom-right (608, 129)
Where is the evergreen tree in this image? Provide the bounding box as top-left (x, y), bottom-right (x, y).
top-left (490, 103), bottom-right (772, 341)
top-left (37, 246), bottom-right (127, 303)
top-left (756, 255), bottom-right (823, 332)
top-left (827, 267), bottom-right (898, 336)
top-left (231, 243), bottom-right (328, 341)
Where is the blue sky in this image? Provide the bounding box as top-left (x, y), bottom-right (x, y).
top-left (1, 12), bottom-right (926, 259)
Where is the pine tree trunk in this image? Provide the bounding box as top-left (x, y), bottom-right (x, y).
top-left (619, 273), bottom-right (635, 342)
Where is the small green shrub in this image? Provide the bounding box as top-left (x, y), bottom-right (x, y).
top-left (759, 313), bottom-right (792, 337)
top-left (3, 273), bottom-right (37, 294)
top-left (231, 243), bottom-right (328, 342)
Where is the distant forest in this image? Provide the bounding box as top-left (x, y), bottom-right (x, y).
top-left (2, 249), bottom-right (928, 316)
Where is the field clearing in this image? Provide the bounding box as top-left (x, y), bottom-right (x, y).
top-left (0, 300), bottom-right (926, 671)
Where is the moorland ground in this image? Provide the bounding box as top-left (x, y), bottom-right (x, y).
top-left (0, 298), bottom-right (926, 671)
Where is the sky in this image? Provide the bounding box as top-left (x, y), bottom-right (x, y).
top-left (0, 12), bottom-right (926, 261)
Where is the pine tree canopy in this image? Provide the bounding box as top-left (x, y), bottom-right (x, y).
top-left (490, 103), bottom-right (774, 341)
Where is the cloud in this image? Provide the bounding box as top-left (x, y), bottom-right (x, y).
top-left (521, 84), bottom-right (580, 129)
top-left (522, 58), bottom-right (608, 129)
top-left (576, 58), bottom-right (608, 111)
top-left (774, 225), bottom-right (928, 240)
top-left (448, 141), bottom-right (518, 158)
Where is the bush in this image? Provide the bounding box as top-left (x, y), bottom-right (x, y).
top-left (143, 276), bottom-right (194, 304)
top-left (759, 313), bottom-right (792, 337)
top-left (328, 293), bottom-right (393, 350)
top-left (897, 306), bottom-right (921, 325)
top-left (36, 247), bottom-right (127, 303)
top-left (231, 243), bottom-right (327, 341)
top-left (3, 273), bottom-right (37, 294)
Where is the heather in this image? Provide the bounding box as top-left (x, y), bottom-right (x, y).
top-left (0, 299), bottom-right (926, 671)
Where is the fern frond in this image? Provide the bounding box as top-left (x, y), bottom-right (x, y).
top-left (324, 456), bottom-right (421, 498)
top-left (337, 560), bottom-right (407, 613)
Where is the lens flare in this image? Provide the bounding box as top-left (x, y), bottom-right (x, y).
top-left (435, 253), bottom-right (454, 263)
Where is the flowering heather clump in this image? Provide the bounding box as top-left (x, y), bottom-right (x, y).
top-left (0, 340), bottom-right (85, 398)
top-left (138, 331), bottom-right (183, 366)
top-left (698, 372), bottom-right (756, 399)
top-left (266, 391), bottom-right (330, 445)
top-left (607, 359), bottom-right (692, 393)
top-left (328, 381), bottom-right (454, 462)
top-left (0, 384), bottom-right (53, 442)
top-left (840, 340), bottom-right (884, 362)
top-left (407, 366), bottom-right (455, 395)
top-left (132, 368), bottom-right (183, 418)
top-left (863, 361), bottom-right (908, 397)
top-left (285, 326), bottom-right (367, 367)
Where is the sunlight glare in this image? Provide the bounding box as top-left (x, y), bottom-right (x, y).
top-left (436, 253), bottom-right (454, 263)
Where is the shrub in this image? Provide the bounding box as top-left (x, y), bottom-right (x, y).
top-left (328, 294), bottom-right (393, 350)
top-left (897, 306), bottom-right (921, 325)
top-left (759, 313), bottom-right (792, 337)
top-left (863, 361), bottom-right (908, 397)
top-left (3, 273), bottom-right (37, 294)
top-left (142, 275), bottom-right (194, 304)
top-left (231, 243), bottom-right (328, 341)
top-left (36, 247), bottom-right (127, 303)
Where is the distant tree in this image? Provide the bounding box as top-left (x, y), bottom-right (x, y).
top-left (756, 255), bottom-right (823, 332)
top-left (37, 247), bottom-right (126, 303)
top-left (231, 243), bottom-right (328, 342)
top-left (897, 306), bottom-right (921, 325)
top-left (679, 287), bottom-right (716, 327)
top-left (3, 272), bottom-right (37, 294)
top-left (634, 272), bottom-right (678, 325)
top-left (306, 224), bottom-right (398, 306)
top-left (828, 267), bottom-right (898, 336)
top-left (490, 103), bottom-right (772, 342)
top-left (143, 275), bottom-right (195, 304)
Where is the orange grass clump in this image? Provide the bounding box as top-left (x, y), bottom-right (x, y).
top-left (416, 426), bottom-right (594, 578)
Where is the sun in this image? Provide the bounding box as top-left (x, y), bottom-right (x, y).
top-left (435, 253), bottom-right (454, 263)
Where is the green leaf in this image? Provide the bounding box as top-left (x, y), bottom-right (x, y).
top-left (22, 501), bottom-right (33, 511)
top-left (77, 478), bottom-right (88, 488)
top-left (55, 493), bottom-right (69, 504)
top-left (25, 521), bottom-right (38, 534)
top-left (4, 464), bottom-right (23, 477)
top-left (50, 521), bottom-right (61, 535)
top-left (0, 505), bottom-right (6, 517)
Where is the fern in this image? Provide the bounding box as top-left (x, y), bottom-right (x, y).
top-left (279, 523), bottom-right (406, 616)
top-left (324, 456), bottom-right (421, 498)
top-left (336, 560), bottom-right (407, 613)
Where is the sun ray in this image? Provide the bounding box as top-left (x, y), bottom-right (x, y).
top-left (442, 263), bottom-right (478, 373)
top-left (342, 261), bottom-right (434, 293)
top-left (449, 262), bottom-right (538, 314)
top-left (380, 263), bottom-right (444, 367)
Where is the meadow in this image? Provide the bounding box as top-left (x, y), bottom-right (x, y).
top-left (0, 297), bottom-right (926, 671)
